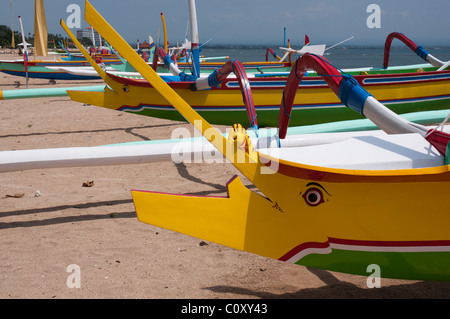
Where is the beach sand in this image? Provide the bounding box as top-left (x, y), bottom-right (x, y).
top-left (1, 54), bottom-right (450, 300)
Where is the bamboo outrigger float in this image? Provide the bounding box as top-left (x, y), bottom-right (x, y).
top-left (76, 1), bottom-right (450, 281)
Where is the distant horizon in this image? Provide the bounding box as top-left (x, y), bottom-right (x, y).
top-left (143, 43), bottom-right (450, 48)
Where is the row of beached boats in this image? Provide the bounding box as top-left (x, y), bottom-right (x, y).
top-left (2, 29), bottom-right (450, 128)
top-left (2, 0), bottom-right (450, 282)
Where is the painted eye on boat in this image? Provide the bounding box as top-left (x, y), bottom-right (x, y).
top-left (302, 187), bottom-right (324, 207)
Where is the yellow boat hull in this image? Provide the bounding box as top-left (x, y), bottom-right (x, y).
top-left (133, 162), bottom-right (450, 281)
top-left (67, 71), bottom-right (450, 127)
top-left (78, 0), bottom-right (450, 281)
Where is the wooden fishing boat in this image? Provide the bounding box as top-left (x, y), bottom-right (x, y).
top-left (65, 57), bottom-right (450, 128)
top-left (131, 58), bottom-right (450, 281)
top-left (0, 49), bottom-right (289, 81)
top-left (78, 1), bottom-right (450, 281)
top-left (128, 61), bottom-right (450, 281)
top-left (62, 17), bottom-right (450, 128)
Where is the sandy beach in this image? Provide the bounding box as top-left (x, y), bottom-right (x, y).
top-left (1, 54), bottom-right (450, 300)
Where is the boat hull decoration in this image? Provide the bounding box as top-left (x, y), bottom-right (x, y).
top-left (75, 1), bottom-right (450, 281)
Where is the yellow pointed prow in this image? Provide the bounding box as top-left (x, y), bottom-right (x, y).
top-left (60, 19), bottom-right (123, 94)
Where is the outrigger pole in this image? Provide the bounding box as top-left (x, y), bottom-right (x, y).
top-left (188, 0), bottom-right (200, 78)
top-left (18, 15), bottom-right (28, 89)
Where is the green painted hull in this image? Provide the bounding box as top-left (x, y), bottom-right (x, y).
top-left (299, 249), bottom-right (450, 281)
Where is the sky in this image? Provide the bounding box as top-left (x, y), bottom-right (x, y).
top-left (1, 0), bottom-right (450, 48)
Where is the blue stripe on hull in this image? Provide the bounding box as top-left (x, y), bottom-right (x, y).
top-left (118, 94), bottom-right (450, 113)
top-left (363, 72), bottom-right (450, 84)
top-left (225, 72), bottom-right (450, 88)
top-left (1, 70), bottom-right (100, 80)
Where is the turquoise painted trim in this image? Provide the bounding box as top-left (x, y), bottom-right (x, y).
top-left (1, 85), bottom-right (106, 99)
top-left (103, 109), bottom-right (450, 147)
top-left (445, 142), bottom-right (450, 165)
top-left (285, 109), bottom-right (450, 133)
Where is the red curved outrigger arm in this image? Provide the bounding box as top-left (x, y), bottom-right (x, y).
top-left (230, 60), bottom-right (258, 129)
top-left (277, 53), bottom-right (342, 139)
top-left (383, 32), bottom-right (424, 68)
top-left (151, 49), bottom-right (259, 129)
top-left (265, 48), bottom-right (281, 62)
top-left (205, 60), bottom-right (258, 129)
top-left (152, 46), bottom-right (167, 71)
top-left (276, 53), bottom-right (450, 156)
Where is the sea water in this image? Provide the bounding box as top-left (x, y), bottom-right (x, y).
top-left (200, 45), bottom-right (450, 69)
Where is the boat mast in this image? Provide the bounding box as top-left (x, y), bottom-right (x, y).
top-left (34, 0), bottom-right (48, 56)
top-left (10, 0), bottom-right (15, 48)
top-left (188, 0), bottom-right (200, 77)
top-left (91, 27), bottom-right (96, 48)
top-left (18, 16), bottom-right (28, 88)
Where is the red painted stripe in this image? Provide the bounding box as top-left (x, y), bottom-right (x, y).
top-left (329, 237), bottom-right (450, 247)
top-left (383, 32), bottom-right (419, 68)
top-left (279, 241), bottom-right (330, 262)
top-left (265, 158), bottom-right (450, 183)
top-left (279, 237), bottom-right (450, 262)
